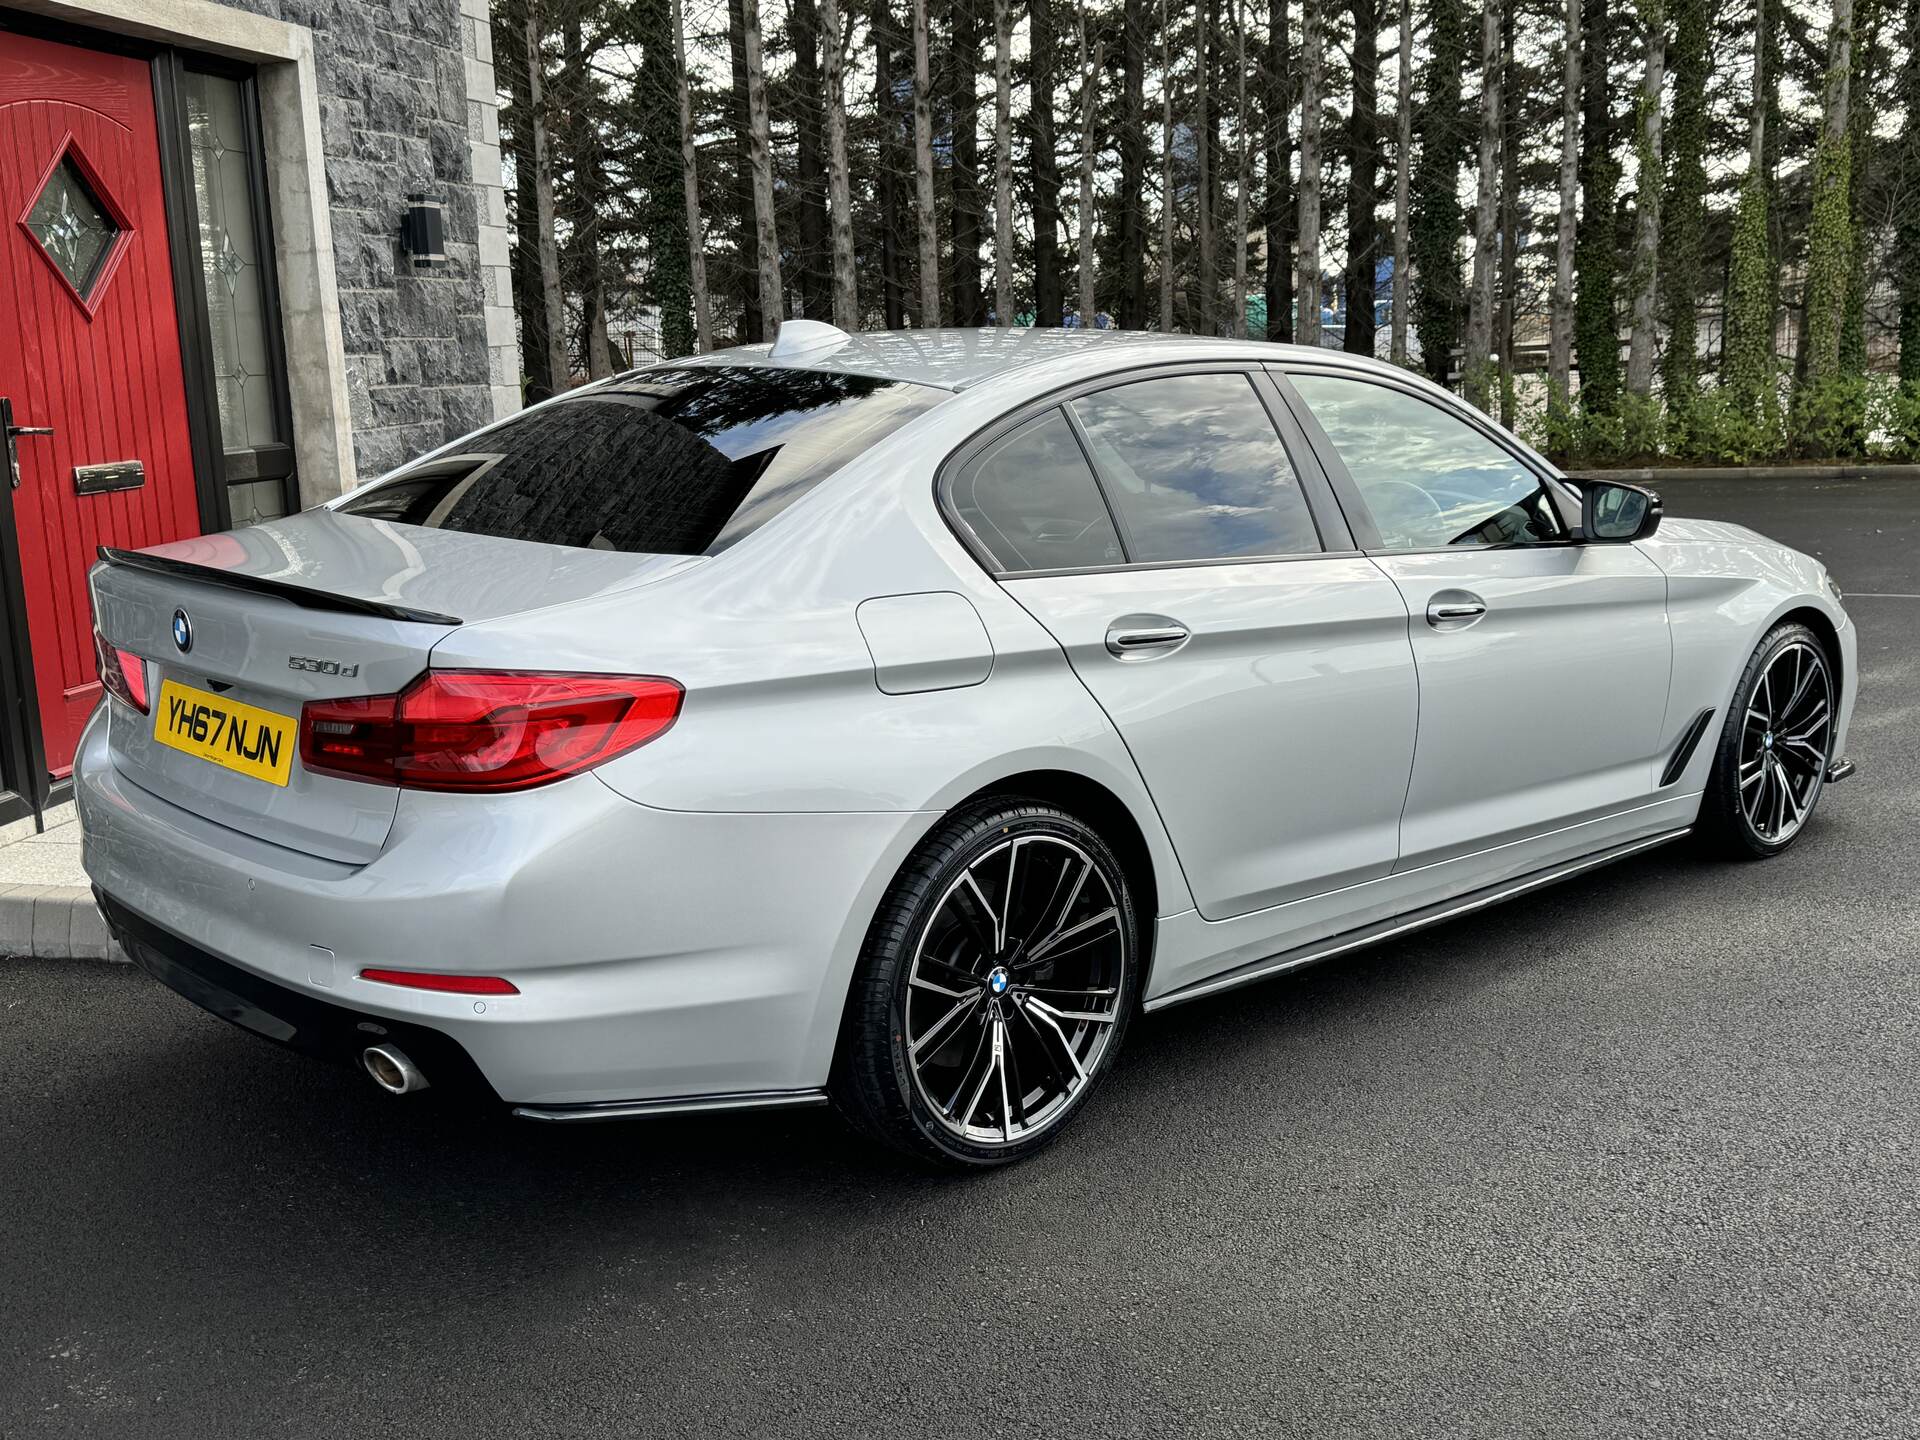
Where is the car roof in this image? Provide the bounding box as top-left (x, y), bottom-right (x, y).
top-left (662, 326), bottom-right (1418, 393)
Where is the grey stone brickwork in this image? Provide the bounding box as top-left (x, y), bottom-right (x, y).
top-left (215, 0), bottom-right (520, 485)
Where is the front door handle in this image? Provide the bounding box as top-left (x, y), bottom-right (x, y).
top-left (1426, 592), bottom-right (1488, 628)
top-left (1105, 617), bottom-right (1191, 659)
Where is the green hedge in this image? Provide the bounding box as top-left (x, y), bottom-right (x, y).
top-left (1527, 374), bottom-right (1920, 466)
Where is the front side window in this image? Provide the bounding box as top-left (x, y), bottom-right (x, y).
top-left (1069, 373), bottom-right (1320, 564)
top-left (338, 366), bottom-right (947, 555)
top-left (948, 409), bottom-right (1125, 573)
top-left (1289, 374), bottom-right (1563, 550)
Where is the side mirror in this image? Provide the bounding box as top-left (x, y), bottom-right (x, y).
top-left (1580, 479), bottom-right (1662, 543)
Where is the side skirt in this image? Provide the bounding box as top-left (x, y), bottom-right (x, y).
top-left (513, 1089), bottom-right (830, 1123)
top-left (1142, 827), bottom-right (1691, 1013)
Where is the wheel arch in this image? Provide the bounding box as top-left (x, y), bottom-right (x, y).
top-left (949, 769), bottom-right (1163, 968)
top-left (1774, 604), bottom-right (1844, 701)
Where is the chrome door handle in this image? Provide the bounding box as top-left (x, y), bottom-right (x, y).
top-left (1426, 594), bottom-right (1488, 627)
top-left (1104, 620), bottom-right (1190, 658)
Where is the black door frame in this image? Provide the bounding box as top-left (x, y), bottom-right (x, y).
top-left (0, 9), bottom-right (296, 825)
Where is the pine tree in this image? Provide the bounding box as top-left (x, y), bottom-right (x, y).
top-left (1657, 0), bottom-right (1708, 419)
top-left (1801, 0), bottom-right (1855, 388)
top-left (1898, 0), bottom-right (1920, 384)
top-left (1724, 0), bottom-right (1774, 417)
top-left (1839, 0), bottom-right (1882, 376)
top-left (1574, 0), bottom-right (1621, 412)
top-left (1623, 0), bottom-right (1664, 400)
top-left (1410, 0), bottom-right (1469, 384)
top-left (1344, 0), bottom-right (1380, 356)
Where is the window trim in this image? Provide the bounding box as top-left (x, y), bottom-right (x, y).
top-left (935, 361), bottom-right (1357, 579)
top-left (1270, 363), bottom-right (1584, 556)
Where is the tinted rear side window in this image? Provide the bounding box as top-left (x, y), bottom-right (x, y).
top-left (1069, 373), bottom-right (1320, 563)
top-left (337, 366), bottom-right (947, 555)
top-left (948, 409), bottom-right (1125, 573)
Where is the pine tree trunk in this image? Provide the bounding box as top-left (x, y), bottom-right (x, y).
top-left (1266, 0), bottom-right (1294, 342)
top-left (726, 0), bottom-right (762, 340)
top-left (1624, 2), bottom-right (1665, 399)
top-left (526, 4), bottom-right (570, 388)
top-left (674, 0), bottom-right (714, 351)
top-left (1196, 0), bottom-right (1216, 331)
top-left (951, 0), bottom-right (985, 324)
top-left (875, 0), bottom-right (908, 328)
top-left (1031, 0), bottom-right (1065, 325)
top-left (1119, 0), bottom-right (1151, 327)
top-left (1390, 0), bottom-right (1410, 363)
top-left (497, 0), bottom-right (555, 396)
top-left (1896, 0), bottom-right (1920, 384)
top-left (1839, 0), bottom-right (1881, 376)
top-left (1574, 0), bottom-right (1621, 411)
top-left (742, 0), bottom-right (785, 337)
top-left (1802, 0), bottom-right (1854, 386)
top-left (1161, 0), bottom-right (1176, 329)
top-left (1232, 0), bottom-right (1250, 335)
top-left (1078, 14), bottom-right (1104, 324)
top-left (823, 0), bottom-right (859, 327)
top-left (1463, 0), bottom-right (1500, 409)
top-left (1724, 0), bottom-right (1772, 412)
top-left (1344, 0), bottom-right (1378, 356)
top-left (994, 0), bottom-right (1016, 323)
top-left (913, 0), bottom-right (942, 324)
top-left (561, 19), bottom-right (613, 377)
top-left (792, 0), bottom-right (830, 318)
top-left (1496, 0), bottom-right (1518, 424)
top-left (1296, 0), bottom-right (1323, 344)
top-left (1657, 0), bottom-right (1707, 414)
top-left (1411, 0), bottom-right (1469, 386)
top-left (1549, 0), bottom-right (1580, 409)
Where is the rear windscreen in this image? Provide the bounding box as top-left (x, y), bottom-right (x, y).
top-left (336, 366), bottom-right (948, 555)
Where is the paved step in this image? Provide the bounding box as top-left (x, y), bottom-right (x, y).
top-left (0, 803), bottom-right (122, 961)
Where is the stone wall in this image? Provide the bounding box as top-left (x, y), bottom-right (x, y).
top-left (217, 0), bottom-right (519, 484)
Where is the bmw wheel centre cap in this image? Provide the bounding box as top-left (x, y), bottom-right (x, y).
top-left (171, 609), bottom-right (193, 654)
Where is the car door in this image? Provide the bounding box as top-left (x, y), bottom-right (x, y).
top-left (943, 366), bottom-right (1419, 921)
top-left (1280, 368), bottom-right (1673, 871)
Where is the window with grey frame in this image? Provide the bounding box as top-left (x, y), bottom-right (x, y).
top-left (180, 65), bottom-right (295, 525)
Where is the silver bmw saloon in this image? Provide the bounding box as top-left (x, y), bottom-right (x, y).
top-left (80, 324), bottom-right (1857, 1167)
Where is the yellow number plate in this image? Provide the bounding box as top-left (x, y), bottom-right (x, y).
top-left (153, 680), bottom-right (297, 787)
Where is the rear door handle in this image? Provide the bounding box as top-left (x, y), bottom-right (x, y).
top-left (1426, 593), bottom-right (1488, 627)
top-left (1105, 619), bottom-right (1190, 659)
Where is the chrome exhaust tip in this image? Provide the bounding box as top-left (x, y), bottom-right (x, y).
top-left (361, 1044), bottom-right (429, 1095)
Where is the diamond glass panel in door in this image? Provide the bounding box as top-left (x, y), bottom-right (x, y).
top-left (185, 70), bottom-right (289, 522)
top-left (24, 153), bottom-right (122, 300)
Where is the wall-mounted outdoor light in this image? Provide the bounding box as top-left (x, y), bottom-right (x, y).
top-left (400, 194), bottom-right (446, 269)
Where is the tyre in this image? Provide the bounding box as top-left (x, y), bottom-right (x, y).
top-left (832, 798), bottom-right (1141, 1168)
top-left (1698, 622), bottom-right (1836, 860)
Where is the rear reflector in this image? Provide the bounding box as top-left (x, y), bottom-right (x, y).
top-left (94, 629), bottom-right (148, 713)
top-left (360, 968), bottom-right (519, 996)
top-left (300, 670), bottom-right (682, 792)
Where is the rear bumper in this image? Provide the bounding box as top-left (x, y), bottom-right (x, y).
top-left (102, 891), bottom-right (500, 1099)
top-left (75, 709), bottom-right (932, 1107)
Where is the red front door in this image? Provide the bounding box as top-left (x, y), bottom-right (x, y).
top-left (0, 31), bottom-right (201, 778)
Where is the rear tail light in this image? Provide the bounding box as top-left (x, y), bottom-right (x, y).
top-left (94, 629), bottom-right (148, 713)
top-left (299, 670), bottom-right (681, 792)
